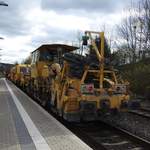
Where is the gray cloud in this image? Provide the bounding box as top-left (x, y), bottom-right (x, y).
top-left (0, 0), bottom-right (137, 38)
top-left (30, 27), bottom-right (78, 49)
top-left (0, 0), bottom-right (40, 37)
top-left (41, 0), bottom-right (134, 14)
top-left (0, 0), bottom-right (139, 63)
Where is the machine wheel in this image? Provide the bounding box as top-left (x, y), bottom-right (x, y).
top-left (41, 98), bottom-right (47, 107)
top-left (111, 108), bottom-right (119, 115)
top-left (100, 99), bottom-right (110, 113)
top-left (51, 90), bottom-right (56, 106)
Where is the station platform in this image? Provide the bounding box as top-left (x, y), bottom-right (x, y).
top-left (0, 78), bottom-right (92, 150)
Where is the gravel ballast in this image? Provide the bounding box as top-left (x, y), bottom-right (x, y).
top-left (100, 110), bottom-right (150, 141)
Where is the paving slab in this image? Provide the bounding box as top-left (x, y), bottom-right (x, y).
top-left (0, 79), bottom-right (92, 150)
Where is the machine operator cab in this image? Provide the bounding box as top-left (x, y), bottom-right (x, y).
top-left (30, 44), bottom-right (78, 106)
top-left (30, 44), bottom-right (78, 79)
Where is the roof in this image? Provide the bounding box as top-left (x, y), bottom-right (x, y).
top-left (17, 64), bottom-right (31, 67)
top-left (31, 44), bottom-right (78, 54)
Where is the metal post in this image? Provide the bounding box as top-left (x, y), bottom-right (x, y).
top-left (0, 1), bottom-right (8, 64)
top-left (132, 25), bottom-right (137, 63)
top-left (99, 32), bottom-right (104, 89)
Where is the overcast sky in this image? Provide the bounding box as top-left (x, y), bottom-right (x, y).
top-left (0, 0), bottom-right (138, 64)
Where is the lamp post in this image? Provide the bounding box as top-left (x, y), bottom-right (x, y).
top-left (0, 38), bottom-right (4, 61)
top-left (133, 25), bottom-right (137, 50)
top-left (0, 1), bottom-right (8, 6)
top-left (131, 21), bottom-right (138, 63)
top-left (0, 1), bottom-right (8, 64)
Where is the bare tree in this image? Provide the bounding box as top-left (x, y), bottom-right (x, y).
top-left (22, 56), bottom-right (31, 64)
top-left (140, 0), bottom-right (150, 53)
top-left (117, 6), bottom-right (139, 63)
top-left (14, 61), bottom-right (19, 65)
top-left (116, 0), bottom-right (150, 64)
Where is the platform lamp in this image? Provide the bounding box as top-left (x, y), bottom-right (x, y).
top-left (0, 1), bottom-right (8, 6)
top-left (0, 49), bottom-right (3, 61)
top-left (0, 38), bottom-right (4, 61)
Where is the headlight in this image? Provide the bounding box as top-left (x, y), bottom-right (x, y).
top-left (114, 84), bottom-right (127, 94)
top-left (100, 99), bottom-right (110, 110)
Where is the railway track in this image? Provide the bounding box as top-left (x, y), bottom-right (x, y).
top-left (60, 120), bottom-right (150, 150)
top-left (31, 95), bottom-right (150, 150)
top-left (17, 85), bottom-right (150, 150)
top-left (128, 108), bottom-right (150, 119)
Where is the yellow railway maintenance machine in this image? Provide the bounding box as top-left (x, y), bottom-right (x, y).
top-left (82, 31), bottom-right (130, 112)
top-left (10, 64), bottom-right (31, 86)
top-left (10, 66), bottom-right (16, 81)
top-left (30, 44), bottom-right (78, 106)
top-left (81, 31), bottom-right (130, 117)
top-left (20, 65), bottom-right (31, 89)
top-left (51, 31), bottom-right (130, 122)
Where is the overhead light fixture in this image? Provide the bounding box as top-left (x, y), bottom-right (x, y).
top-left (0, 1), bottom-right (8, 6)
